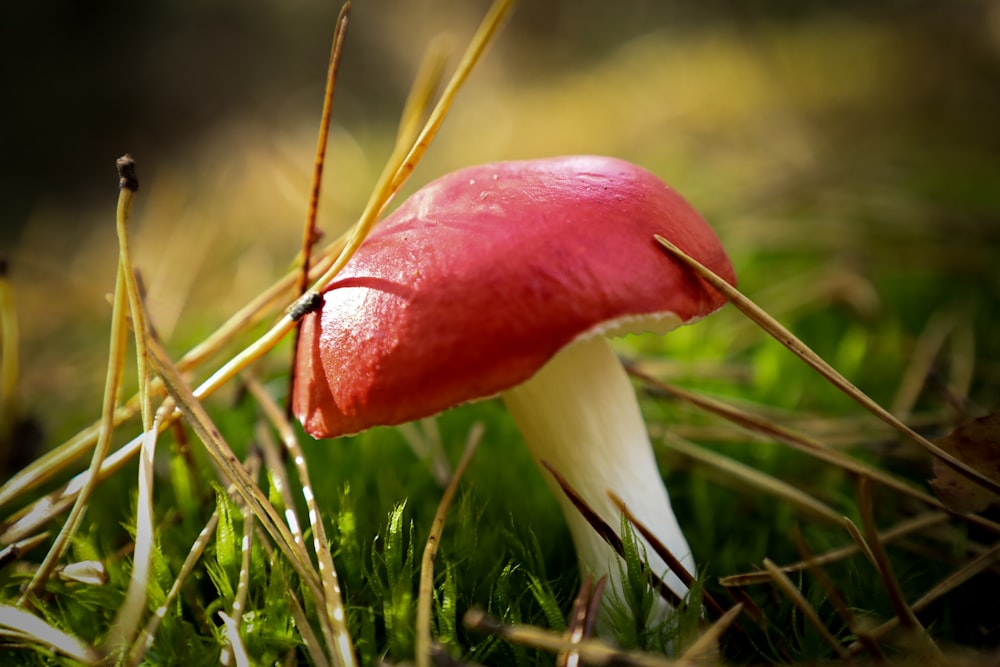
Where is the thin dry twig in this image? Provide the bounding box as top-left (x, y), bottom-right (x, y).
top-left (221, 452), bottom-right (263, 667)
top-left (415, 423), bottom-right (484, 667)
top-left (398, 419), bottom-right (452, 488)
top-left (0, 604), bottom-right (100, 664)
top-left (762, 558), bottom-right (850, 659)
top-left (891, 309), bottom-right (957, 419)
top-left (654, 234), bottom-right (1000, 497)
top-left (608, 491), bottom-right (727, 621)
top-left (288, 2), bottom-right (352, 419)
top-left (219, 611), bottom-right (251, 667)
top-left (849, 539), bottom-right (1000, 654)
top-left (841, 517), bottom-right (879, 569)
top-left (855, 477), bottom-right (946, 659)
top-left (557, 575), bottom-right (607, 667)
top-left (677, 603), bottom-right (743, 665)
top-left (558, 576), bottom-right (593, 667)
top-left (0, 0), bottom-right (510, 525)
top-left (789, 526), bottom-right (887, 660)
top-left (542, 461), bottom-right (683, 609)
top-left (662, 435), bottom-right (844, 525)
top-left (105, 162), bottom-right (163, 652)
top-left (144, 333), bottom-right (328, 620)
top-left (129, 507), bottom-right (218, 664)
top-left (254, 422), bottom-right (309, 552)
top-left (19, 164), bottom-right (138, 602)
top-left (105, 400), bottom-right (172, 660)
top-left (720, 512), bottom-right (947, 586)
top-left (0, 533), bottom-right (47, 570)
top-left (463, 608), bottom-right (676, 667)
top-left (296, 2), bottom-right (351, 299)
top-left (632, 367), bottom-right (1000, 537)
top-left (247, 377), bottom-right (353, 667)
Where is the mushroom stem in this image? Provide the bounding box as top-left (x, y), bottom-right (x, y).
top-left (502, 335), bottom-right (694, 621)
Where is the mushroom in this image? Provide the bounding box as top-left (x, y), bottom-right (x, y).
top-left (293, 155), bottom-right (735, 623)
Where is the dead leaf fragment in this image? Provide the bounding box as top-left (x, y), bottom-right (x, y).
top-left (930, 411), bottom-right (1000, 513)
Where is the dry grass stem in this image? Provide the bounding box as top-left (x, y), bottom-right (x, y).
top-left (0, 3), bottom-right (519, 664)
top-left (0, 604), bottom-right (100, 664)
top-left (463, 608), bottom-right (675, 667)
top-left (146, 333), bottom-right (327, 609)
top-left (856, 478), bottom-right (946, 659)
top-left (246, 376), bottom-right (355, 667)
top-left (306, 0), bottom-right (515, 298)
top-left (841, 517), bottom-right (880, 570)
top-left (762, 558), bottom-right (850, 659)
top-left (19, 178), bottom-right (137, 602)
top-left (891, 309), bottom-right (957, 419)
top-left (632, 336), bottom-right (1000, 539)
top-left (677, 603), bottom-right (743, 665)
top-left (415, 422), bottom-right (484, 667)
top-left (286, 588), bottom-right (332, 667)
top-left (114, 156), bottom-right (153, 435)
top-left (398, 419), bottom-right (452, 487)
top-left (661, 435), bottom-right (844, 525)
top-left (254, 422), bottom-right (308, 550)
top-left (220, 452), bottom-right (260, 667)
top-left (296, 2), bottom-right (351, 299)
top-left (557, 575), bottom-right (607, 667)
top-left (608, 490), bottom-right (728, 620)
top-left (653, 235), bottom-right (1000, 497)
top-left (129, 507), bottom-right (219, 664)
top-left (721, 512), bottom-right (948, 586)
top-left (542, 461), bottom-right (683, 608)
top-left (0, 231), bottom-right (352, 516)
top-left (106, 401), bottom-right (171, 659)
top-left (850, 539), bottom-right (1000, 654)
top-left (0, 534), bottom-right (47, 573)
top-left (0, 0), bottom-right (506, 530)
top-left (789, 526), bottom-right (887, 660)
top-left (219, 611), bottom-right (251, 667)
top-left (394, 35), bottom-right (452, 153)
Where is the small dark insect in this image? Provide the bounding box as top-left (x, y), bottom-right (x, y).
top-left (287, 291), bottom-right (323, 321)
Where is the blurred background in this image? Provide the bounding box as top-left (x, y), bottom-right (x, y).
top-left (3, 0), bottom-right (1000, 449)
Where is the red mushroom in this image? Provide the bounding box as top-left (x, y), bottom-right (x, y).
top-left (294, 155), bottom-right (735, 621)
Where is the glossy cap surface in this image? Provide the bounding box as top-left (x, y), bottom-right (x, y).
top-left (294, 156), bottom-right (735, 438)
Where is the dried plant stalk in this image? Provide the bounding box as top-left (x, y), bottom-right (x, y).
top-left (415, 423), bottom-right (483, 667)
top-left (654, 234), bottom-right (1000, 496)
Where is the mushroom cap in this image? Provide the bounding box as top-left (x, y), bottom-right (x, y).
top-left (294, 155), bottom-right (735, 438)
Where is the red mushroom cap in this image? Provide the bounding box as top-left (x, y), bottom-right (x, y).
top-left (294, 155), bottom-right (735, 438)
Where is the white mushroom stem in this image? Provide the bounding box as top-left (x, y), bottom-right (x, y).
top-left (502, 335), bottom-right (694, 620)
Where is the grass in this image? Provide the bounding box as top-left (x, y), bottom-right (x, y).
top-left (2, 1), bottom-right (1000, 665)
